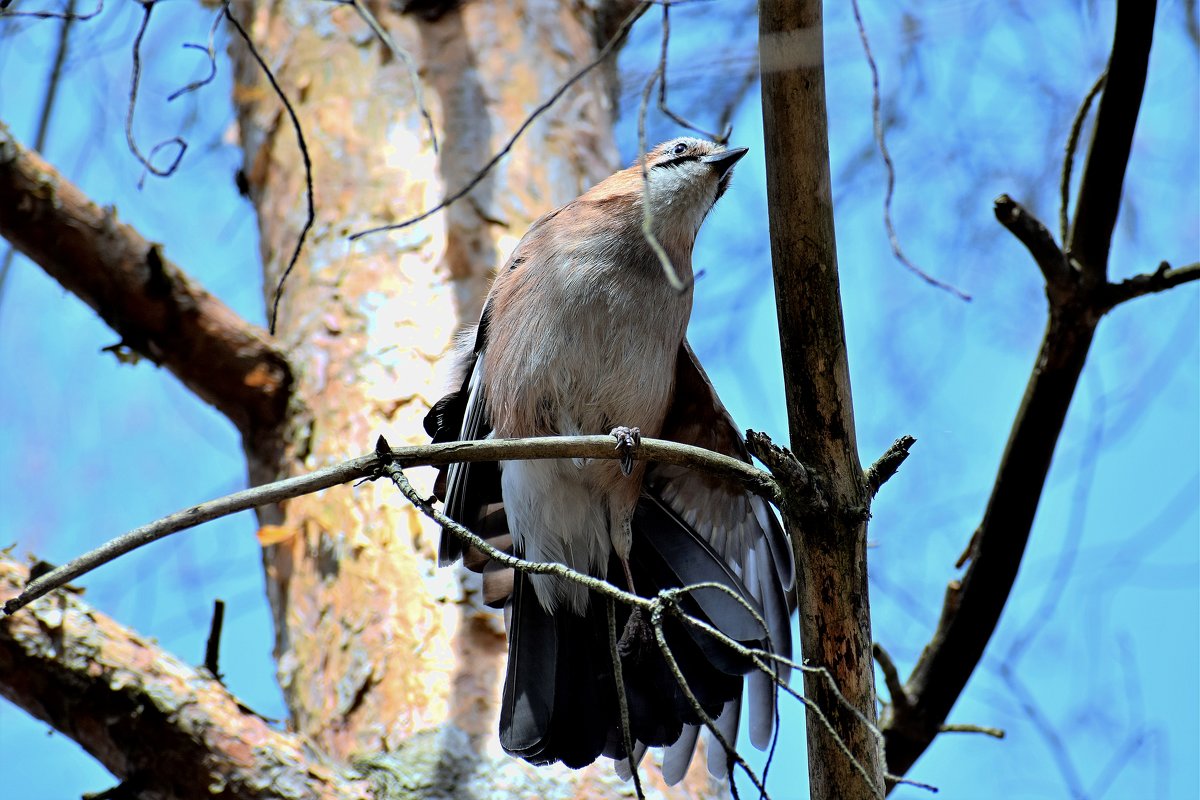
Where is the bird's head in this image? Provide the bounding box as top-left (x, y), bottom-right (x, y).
top-left (636, 137), bottom-right (747, 236)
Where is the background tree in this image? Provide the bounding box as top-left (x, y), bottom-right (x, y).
top-left (1, 0), bottom-right (1196, 798)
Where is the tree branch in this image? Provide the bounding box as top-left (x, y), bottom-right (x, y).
top-left (993, 194), bottom-right (1069, 290)
top-left (1067, 0), bottom-right (1157, 278)
top-left (0, 122), bottom-right (291, 440)
top-left (1100, 261), bottom-right (1200, 310)
top-left (0, 558), bottom-right (369, 800)
top-left (864, 436), bottom-right (916, 502)
top-left (881, 0), bottom-right (1161, 785)
top-left (4, 434), bottom-right (783, 615)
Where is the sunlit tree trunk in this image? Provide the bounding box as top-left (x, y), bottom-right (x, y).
top-left (226, 0), bottom-right (727, 792)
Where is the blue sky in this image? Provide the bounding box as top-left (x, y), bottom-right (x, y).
top-left (0, 1), bottom-right (1196, 798)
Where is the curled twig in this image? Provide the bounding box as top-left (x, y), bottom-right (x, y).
top-left (850, 0), bottom-right (970, 301)
top-left (168, 7), bottom-right (224, 102)
top-left (127, 1), bottom-right (187, 187)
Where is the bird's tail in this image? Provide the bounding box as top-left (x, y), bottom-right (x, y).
top-left (496, 495), bottom-right (775, 774)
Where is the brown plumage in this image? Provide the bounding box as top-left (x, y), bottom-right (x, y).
top-left (424, 137), bottom-right (794, 783)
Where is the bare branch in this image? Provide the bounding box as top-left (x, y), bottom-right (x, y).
top-left (939, 724), bottom-right (1005, 739)
top-left (0, 558), bottom-right (370, 800)
top-left (993, 194), bottom-right (1070, 290)
top-left (882, 1), bottom-right (1163, 784)
top-left (0, 123), bottom-right (292, 439)
top-left (760, 0), bottom-right (886, 794)
top-left (872, 642), bottom-right (909, 713)
top-left (1068, 1), bottom-right (1157, 277)
top-left (864, 435), bottom-right (916, 502)
top-left (3, 434), bottom-right (781, 615)
top-left (1100, 261), bottom-right (1200, 310)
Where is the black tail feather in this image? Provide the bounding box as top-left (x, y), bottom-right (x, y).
top-left (497, 495), bottom-right (773, 771)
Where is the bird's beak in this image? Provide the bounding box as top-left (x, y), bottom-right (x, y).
top-left (700, 147), bottom-right (748, 179)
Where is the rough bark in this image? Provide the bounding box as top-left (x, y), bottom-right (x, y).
top-left (0, 558), bottom-right (370, 800)
top-left (226, 0), bottom-right (723, 792)
top-left (758, 0), bottom-right (885, 797)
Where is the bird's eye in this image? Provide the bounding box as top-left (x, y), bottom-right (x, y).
top-left (671, 142), bottom-right (688, 155)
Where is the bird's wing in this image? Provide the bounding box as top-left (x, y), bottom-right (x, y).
top-left (423, 300), bottom-right (499, 566)
top-left (645, 339), bottom-right (795, 751)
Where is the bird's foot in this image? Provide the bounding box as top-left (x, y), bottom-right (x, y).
top-left (617, 607), bottom-right (654, 664)
top-left (610, 426), bottom-right (641, 476)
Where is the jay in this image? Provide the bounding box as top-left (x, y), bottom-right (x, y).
top-left (424, 137), bottom-right (794, 784)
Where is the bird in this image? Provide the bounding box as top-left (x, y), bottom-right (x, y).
top-left (424, 137), bottom-right (794, 784)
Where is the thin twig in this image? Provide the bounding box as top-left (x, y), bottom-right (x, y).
top-left (652, 601), bottom-right (769, 798)
top-left (715, 56), bottom-right (760, 145)
top-left (887, 775), bottom-right (939, 793)
top-left (223, 3), bottom-right (315, 336)
top-left (999, 665), bottom-right (1087, 797)
top-left (637, 63), bottom-right (688, 292)
top-left (655, 2), bottom-right (726, 143)
top-left (939, 723), bottom-right (1005, 739)
top-left (850, 0), bottom-right (970, 301)
top-left (167, 6), bottom-right (224, 102)
top-left (127, 1), bottom-right (187, 187)
top-left (663, 580), bottom-right (887, 796)
top-left (607, 597), bottom-right (645, 800)
top-left (872, 642), bottom-right (909, 712)
top-left (377, 448), bottom-right (650, 612)
top-left (349, 1), bottom-right (652, 241)
top-left (1100, 260), bottom-right (1200, 310)
top-left (2, 434), bottom-right (777, 615)
top-left (346, 0), bottom-right (437, 153)
top-left (1059, 70), bottom-right (1108, 246)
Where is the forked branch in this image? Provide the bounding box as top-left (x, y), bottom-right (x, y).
top-left (879, 1), bottom-right (1187, 788)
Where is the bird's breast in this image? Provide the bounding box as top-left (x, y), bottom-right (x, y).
top-left (484, 253), bottom-right (692, 439)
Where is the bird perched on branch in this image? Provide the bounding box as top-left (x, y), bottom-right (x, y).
top-left (424, 137), bottom-right (794, 784)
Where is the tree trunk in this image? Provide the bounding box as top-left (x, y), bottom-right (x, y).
top-left (759, 0), bottom-right (886, 796)
top-left (226, 0), bottom-right (727, 793)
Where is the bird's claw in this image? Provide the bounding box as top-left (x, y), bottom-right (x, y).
top-left (610, 426), bottom-right (641, 476)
